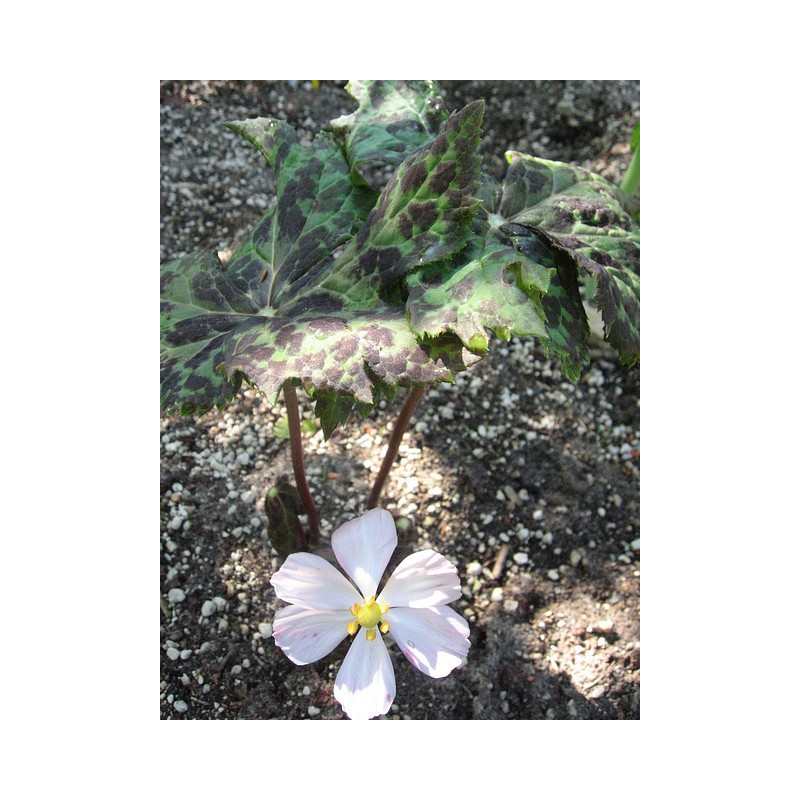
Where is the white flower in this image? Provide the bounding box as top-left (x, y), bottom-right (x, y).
top-left (270, 508), bottom-right (470, 720)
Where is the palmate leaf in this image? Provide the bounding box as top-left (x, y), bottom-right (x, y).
top-left (494, 152), bottom-right (640, 366)
top-left (330, 80), bottom-right (448, 188)
top-left (161, 100), bottom-right (486, 432)
top-left (405, 229), bottom-right (552, 354)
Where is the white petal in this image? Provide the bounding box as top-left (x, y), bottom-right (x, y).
top-left (270, 552), bottom-right (360, 610)
top-left (384, 605), bottom-right (470, 679)
top-left (272, 605), bottom-right (352, 665)
top-left (333, 627), bottom-right (396, 721)
top-left (331, 509), bottom-right (397, 599)
top-left (377, 549), bottom-right (462, 608)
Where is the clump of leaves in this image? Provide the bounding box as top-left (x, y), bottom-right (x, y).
top-left (160, 80), bottom-right (640, 552)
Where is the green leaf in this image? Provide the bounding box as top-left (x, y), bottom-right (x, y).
top-left (160, 250), bottom-right (258, 415)
top-left (222, 119), bottom-right (374, 310)
top-left (331, 80), bottom-right (448, 188)
top-left (321, 100), bottom-right (484, 300)
top-left (494, 152), bottom-right (640, 366)
top-left (405, 234), bottom-right (552, 353)
top-left (265, 479), bottom-right (305, 558)
top-left (630, 122), bottom-right (640, 151)
top-left (162, 102), bottom-right (486, 433)
top-left (504, 226), bottom-right (591, 380)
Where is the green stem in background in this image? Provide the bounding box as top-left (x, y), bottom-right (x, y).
top-left (283, 381), bottom-right (321, 545)
top-left (367, 387), bottom-right (426, 510)
top-left (620, 144), bottom-right (640, 197)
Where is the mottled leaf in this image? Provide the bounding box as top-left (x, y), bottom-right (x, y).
top-left (504, 226), bottom-right (590, 380)
top-left (406, 234), bottom-right (551, 353)
top-left (331, 80), bottom-right (448, 188)
top-left (493, 152), bottom-right (640, 366)
top-left (223, 119), bottom-right (373, 309)
top-left (161, 250), bottom-right (259, 415)
top-left (320, 100), bottom-right (484, 301)
top-left (162, 101), bottom-right (486, 432)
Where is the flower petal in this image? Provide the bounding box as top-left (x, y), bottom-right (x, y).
top-left (272, 605), bottom-right (352, 665)
top-left (331, 509), bottom-right (397, 599)
top-left (384, 605), bottom-right (470, 679)
top-left (333, 627), bottom-right (396, 721)
top-left (270, 552), bottom-right (360, 610)
top-left (377, 549), bottom-right (462, 608)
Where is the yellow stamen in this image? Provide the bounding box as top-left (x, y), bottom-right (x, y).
top-left (347, 619), bottom-right (358, 636)
top-left (365, 628), bottom-right (377, 642)
top-left (350, 602), bottom-right (360, 616)
top-left (379, 602), bottom-right (389, 615)
top-left (380, 621), bottom-right (390, 634)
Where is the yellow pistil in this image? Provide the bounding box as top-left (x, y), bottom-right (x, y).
top-left (355, 595), bottom-right (383, 629)
top-left (346, 594), bottom-right (391, 641)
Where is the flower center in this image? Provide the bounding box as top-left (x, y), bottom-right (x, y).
top-left (347, 596), bottom-right (390, 641)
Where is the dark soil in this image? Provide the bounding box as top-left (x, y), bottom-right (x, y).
top-left (160, 80), bottom-right (640, 720)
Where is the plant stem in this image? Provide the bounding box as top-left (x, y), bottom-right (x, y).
top-left (620, 144), bottom-right (640, 197)
top-left (283, 381), bottom-right (321, 545)
top-left (367, 386), bottom-right (425, 510)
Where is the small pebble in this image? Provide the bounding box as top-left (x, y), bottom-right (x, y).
top-left (467, 561), bottom-right (482, 576)
top-left (512, 552), bottom-right (528, 565)
top-left (588, 685), bottom-right (606, 699)
top-left (167, 588), bottom-right (185, 604)
top-left (173, 700), bottom-right (188, 713)
top-left (201, 600), bottom-right (217, 617)
top-left (308, 705), bottom-right (321, 716)
top-left (547, 569), bottom-right (560, 581)
top-left (491, 587), bottom-right (504, 602)
top-left (166, 647), bottom-right (180, 661)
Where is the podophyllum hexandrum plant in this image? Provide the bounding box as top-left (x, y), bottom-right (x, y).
top-left (160, 80), bottom-right (640, 555)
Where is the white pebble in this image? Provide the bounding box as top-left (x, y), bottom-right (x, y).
top-left (491, 587), bottom-right (504, 602)
top-left (308, 705), bottom-right (321, 716)
top-left (547, 569), bottom-right (560, 581)
top-left (513, 552), bottom-right (528, 565)
top-left (467, 561), bottom-right (482, 576)
top-left (166, 647), bottom-right (180, 661)
top-left (180, 649), bottom-right (192, 660)
top-left (167, 588), bottom-right (185, 604)
top-left (173, 700), bottom-right (188, 713)
top-left (213, 596), bottom-right (227, 612)
top-left (201, 600), bottom-right (216, 617)
top-left (258, 622), bottom-right (273, 638)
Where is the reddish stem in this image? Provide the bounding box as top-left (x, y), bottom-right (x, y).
top-left (283, 381), bottom-right (321, 545)
top-left (366, 387), bottom-right (425, 510)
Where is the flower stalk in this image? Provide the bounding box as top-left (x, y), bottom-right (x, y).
top-left (283, 380), bottom-right (321, 545)
top-left (366, 386), bottom-right (425, 510)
